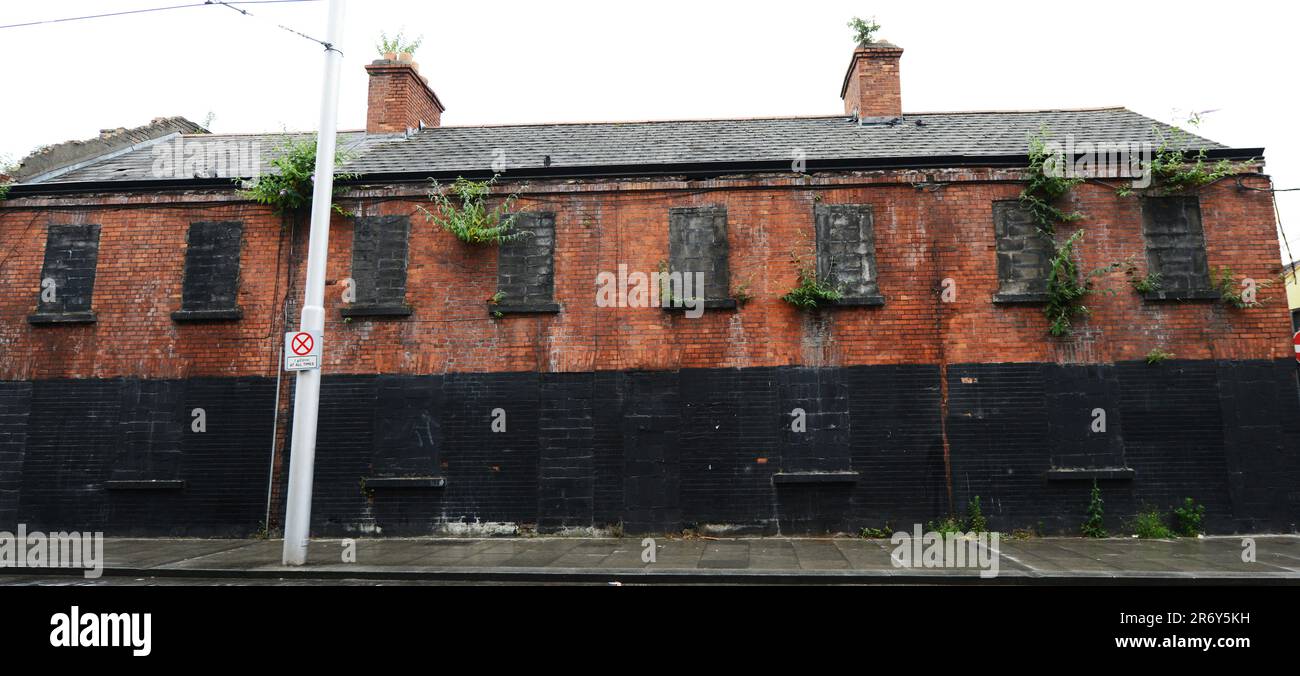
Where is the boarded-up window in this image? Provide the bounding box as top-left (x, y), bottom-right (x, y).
top-left (29, 223), bottom-right (100, 323)
top-left (1141, 197), bottom-right (1215, 300)
top-left (668, 206), bottom-right (731, 307)
top-left (815, 204), bottom-right (884, 305)
top-left (344, 215), bottom-right (412, 317)
top-left (494, 212), bottom-right (559, 313)
top-left (992, 201), bottom-right (1053, 303)
top-left (173, 221), bottom-right (243, 321)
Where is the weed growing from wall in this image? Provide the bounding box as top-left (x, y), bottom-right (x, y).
top-left (421, 176), bottom-right (526, 246)
top-left (1081, 481), bottom-right (1107, 538)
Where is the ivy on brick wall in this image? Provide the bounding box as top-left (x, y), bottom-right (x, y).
top-left (1020, 128), bottom-right (1082, 234)
top-left (1044, 230), bottom-right (1122, 337)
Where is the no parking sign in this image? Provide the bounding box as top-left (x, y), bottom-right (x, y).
top-left (285, 331), bottom-right (321, 371)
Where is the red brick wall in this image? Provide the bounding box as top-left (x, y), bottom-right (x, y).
top-left (0, 170), bottom-right (1289, 381)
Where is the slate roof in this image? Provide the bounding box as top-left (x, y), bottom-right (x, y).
top-left (17, 107), bottom-right (1233, 187)
top-left (26, 131), bottom-right (382, 185)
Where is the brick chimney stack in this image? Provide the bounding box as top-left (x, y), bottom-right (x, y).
top-left (365, 58), bottom-right (445, 134)
top-left (840, 40), bottom-right (903, 122)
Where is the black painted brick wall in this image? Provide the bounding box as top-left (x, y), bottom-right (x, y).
top-left (0, 382), bottom-right (33, 528)
top-left (4, 362), bottom-right (1298, 537)
top-left (6, 377), bottom-right (275, 536)
top-left (538, 373), bottom-right (595, 530)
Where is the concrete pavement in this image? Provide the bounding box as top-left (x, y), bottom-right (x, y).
top-left (3, 535), bottom-right (1299, 584)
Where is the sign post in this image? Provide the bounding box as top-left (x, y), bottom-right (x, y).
top-left (282, 0), bottom-right (346, 566)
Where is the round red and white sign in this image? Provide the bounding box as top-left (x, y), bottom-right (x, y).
top-left (291, 332), bottom-right (314, 356)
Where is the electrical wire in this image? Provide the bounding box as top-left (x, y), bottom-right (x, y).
top-left (205, 0), bottom-right (338, 52)
top-left (0, 0), bottom-right (319, 30)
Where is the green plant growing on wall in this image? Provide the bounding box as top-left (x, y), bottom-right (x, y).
top-left (733, 282), bottom-right (754, 306)
top-left (1081, 480), bottom-right (1107, 538)
top-left (655, 259), bottom-right (703, 307)
top-left (927, 516), bottom-right (964, 536)
top-left (1129, 270), bottom-right (1162, 295)
top-left (1021, 128), bottom-right (1083, 234)
top-left (488, 290), bottom-right (506, 318)
top-left (1212, 265), bottom-right (1265, 309)
top-left (1145, 348), bottom-right (1175, 365)
top-left (1, 154), bottom-right (19, 202)
top-left (1139, 117), bottom-right (1253, 196)
top-left (966, 495), bottom-right (988, 533)
top-left (1171, 498), bottom-right (1206, 537)
top-left (376, 30), bottom-right (422, 57)
top-left (421, 175), bottom-right (526, 246)
top-left (1132, 506), bottom-right (1175, 539)
top-left (859, 524), bottom-right (893, 539)
top-left (781, 264), bottom-right (842, 310)
top-left (237, 136), bottom-right (356, 215)
top-left (847, 16), bottom-right (882, 45)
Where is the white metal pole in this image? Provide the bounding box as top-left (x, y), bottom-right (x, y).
top-left (282, 0), bottom-right (346, 566)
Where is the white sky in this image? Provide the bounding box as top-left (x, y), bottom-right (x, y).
top-left (2, 0), bottom-right (1297, 261)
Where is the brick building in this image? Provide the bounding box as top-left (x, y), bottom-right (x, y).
top-left (1, 43), bottom-right (1297, 537)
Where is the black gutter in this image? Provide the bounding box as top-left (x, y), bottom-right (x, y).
top-left (3, 148), bottom-right (1266, 198)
